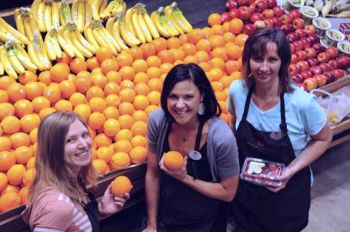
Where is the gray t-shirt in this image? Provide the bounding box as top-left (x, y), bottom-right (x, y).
top-left (147, 109), bottom-right (239, 181)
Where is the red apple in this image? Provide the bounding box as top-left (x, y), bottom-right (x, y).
top-left (319, 63), bottom-right (333, 72)
top-left (250, 12), bottom-right (263, 23)
top-left (262, 9), bottom-right (274, 19)
top-left (314, 74), bottom-right (327, 87)
top-left (337, 55), bottom-right (350, 68)
top-left (307, 35), bottom-right (320, 45)
top-left (290, 43), bottom-right (296, 54)
top-left (264, 19), bottom-right (274, 27)
top-left (309, 66), bottom-right (323, 75)
top-left (303, 78), bottom-right (318, 91)
top-left (323, 71), bottom-right (335, 84)
top-left (300, 38), bottom-right (311, 49)
top-left (237, 0), bottom-right (251, 6)
top-left (226, 0), bottom-right (239, 10)
top-left (280, 24), bottom-right (294, 34)
top-left (280, 13), bottom-right (293, 25)
top-left (291, 54), bottom-right (298, 64)
top-left (332, 69), bottom-right (346, 80)
top-left (238, 6), bottom-right (252, 20)
top-left (291, 73), bottom-right (304, 83)
top-left (242, 23), bottom-right (256, 36)
top-left (255, 0), bottom-right (268, 13)
top-left (305, 48), bottom-right (317, 58)
top-left (307, 57), bottom-right (319, 67)
top-left (289, 64), bottom-right (301, 75)
top-left (295, 50), bottom-right (308, 61)
top-left (295, 29), bottom-right (307, 39)
top-left (290, 9), bottom-right (302, 19)
top-left (296, 60), bottom-right (309, 71)
top-left (249, 2), bottom-right (256, 12)
top-left (293, 40), bottom-right (304, 51)
top-left (329, 59), bottom-right (340, 69)
top-left (254, 20), bottom-right (266, 29)
top-left (271, 17), bottom-right (282, 27)
top-left (304, 25), bottom-right (316, 36)
top-left (273, 6), bottom-right (284, 17)
top-left (325, 47), bottom-right (339, 59)
top-left (300, 70), bottom-right (313, 79)
top-left (287, 32), bottom-right (299, 42)
top-left (293, 18), bottom-right (305, 29)
top-left (229, 8), bottom-right (240, 19)
top-left (267, 0), bottom-right (277, 8)
top-left (221, 12), bottom-right (232, 23)
top-left (317, 52), bottom-right (330, 63)
top-left (312, 43), bottom-right (325, 53)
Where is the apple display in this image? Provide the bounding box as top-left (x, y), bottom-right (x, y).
top-left (309, 66), bottom-right (323, 75)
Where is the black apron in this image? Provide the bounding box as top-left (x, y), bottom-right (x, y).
top-left (157, 119), bottom-right (226, 232)
top-left (232, 88), bottom-right (310, 232)
top-left (82, 191), bottom-right (100, 232)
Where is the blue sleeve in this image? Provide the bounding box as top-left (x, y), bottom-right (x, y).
top-left (146, 110), bottom-right (162, 154)
top-left (301, 96), bottom-right (327, 136)
top-left (227, 80), bottom-right (241, 115)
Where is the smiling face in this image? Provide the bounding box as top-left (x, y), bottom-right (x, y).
top-left (64, 119), bottom-right (92, 174)
top-left (249, 42), bottom-right (282, 86)
top-left (167, 80), bottom-right (203, 126)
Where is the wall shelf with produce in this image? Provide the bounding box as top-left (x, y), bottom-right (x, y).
top-left (0, 0), bottom-right (349, 231)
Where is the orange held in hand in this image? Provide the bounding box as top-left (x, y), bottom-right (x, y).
top-left (111, 175), bottom-right (133, 197)
top-left (163, 151), bottom-right (184, 171)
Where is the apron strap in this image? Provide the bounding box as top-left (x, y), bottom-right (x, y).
top-left (279, 91), bottom-right (287, 133)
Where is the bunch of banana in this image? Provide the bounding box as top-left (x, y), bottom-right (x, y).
top-left (151, 7), bottom-right (179, 38)
top-left (84, 20), bottom-right (120, 54)
top-left (100, 0), bottom-right (126, 20)
top-left (165, 2), bottom-right (192, 34)
top-left (0, 41), bottom-right (37, 78)
top-left (31, 0), bottom-right (42, 20)
top-left (138, 4), bottom-right (160, 40)
top-left (59, 0), bottom-right (73, 27)
top-left (28, 32), bottom-right (52, 71)
top-left (35, 0), bottom-right (60, 32)
top-left (117, 9), bottom-right (141, 47)
top-left (14, 7), bottom-right (40, 42)
top-left (0, 15), bottom-right (29, 45)
top-left (105, 15), bottom-right (129, 50)
top-left (44, 28), bottom-right (63, 61)
top-left (90, 0), bottom-right (108, 20)
top-left (130, 4), bottom-right (156, 44)
top-left (71, 0), bottom-right (92, 32)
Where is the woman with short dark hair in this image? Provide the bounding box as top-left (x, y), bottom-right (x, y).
top-left (144, 63), bottom-right (240, 231)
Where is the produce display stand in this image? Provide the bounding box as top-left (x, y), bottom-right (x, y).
top-left (0, 0), bottom-right (349, 231)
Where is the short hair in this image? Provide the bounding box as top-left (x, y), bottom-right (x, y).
top-left (29, 111), bottom-right (95, 204)
top-left (160, 63), bottom-right (221, 122)
top-left (242, 27), bottom-right (293, 92)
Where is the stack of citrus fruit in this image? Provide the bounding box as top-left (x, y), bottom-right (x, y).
top-left (0, 14), bottom-right (245, 213)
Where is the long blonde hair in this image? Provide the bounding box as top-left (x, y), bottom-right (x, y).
top-left (29, 111), bottom-right (96, 205)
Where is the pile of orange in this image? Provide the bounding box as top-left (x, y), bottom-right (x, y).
top-left (0, 14), bottom-right (245, 213)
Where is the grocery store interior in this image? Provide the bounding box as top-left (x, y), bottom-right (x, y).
top-left (0, 0), bottom-right (349, 231)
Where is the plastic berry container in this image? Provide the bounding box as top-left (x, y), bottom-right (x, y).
top-left (240, 158), bottom-right (285, 187)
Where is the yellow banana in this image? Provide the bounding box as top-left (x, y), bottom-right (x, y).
top-left (72, 0), bottom-right (80, 24)
top-left (91, 0), bottom-right (102, 20)
top-left (173, 4), bottom-right (193, 32)
top-left (52, 1), bottom-right (60, 28)
top-left (77, 0), bottom-right (85, 32)
top-left (44, 2), bottom-right (52, 32)
top-left (112, 18), bottom-right (129, 50)
top-left (6, 45), bottom-right (26, 74)
top-left (100, 0), bottom-right (124, 20)
top-left (27, 40), bottom-right (46, 71)
top-left (106, 16), bottom-right (116, 34)
top-left (165, 5), bottom-right (184, 34)
top-left (49, 30), bottom-right (63, 58)
top-left (99, 0), bottom-right (108, 16)
top-left (75, 29), bottom-right (96, 54)
top-left (44, 32), bottom-right (58, 60)
top-left (0, 17), bottom-right (29, 44)
top-left (83, 24), bottom-right (100, 51)
top-left (84, 0), bottom-right (92, 28)
top-left (58, 2), bottom-right (66, 26)
top-left (31, 0), bottom-right (42, 19)
top-left (0, 31), bottom-right (21, 44)
top-left (142, 10), bottom-right (160, 39)
top-left (0, 45), bottom-right (18, 79)
top-left (63, 29), bottom-right (85, 59)
top-left (15, 43), bottom-right (38, 72)
top-left (159, 7), bottom-right (179, 37)
top-left (137, 11), bottom-right (153, 42)
top-left (100, 26), bottom-right (121, 52)
top-left (68, 24), bottom-right (93, 58)
top-left (37, 2), bottom-right (46, 32)
top-left (56, 27), bottom-right (76, 58)
top-left (33, 34), bottom-right (51, 69)
top-left (59, 0), bottom-right (72, 27)
top-left (119, 19), bottom-right (141, 47)
top-left (23, 17), bottom-right (34, 42)
top-left (151, 10), bottom-right (170, 38)
top-left (15, 13), bottom-right (26, 36)
top-left (125, 8), bottom-right (136, 35)
top-left (131, 8), bottom-right (146, 43)
top-left (0, 61), bottom-right (4, 76)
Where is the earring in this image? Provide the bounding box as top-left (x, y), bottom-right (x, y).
top-left (198, 102), bottom-right (205, 115)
